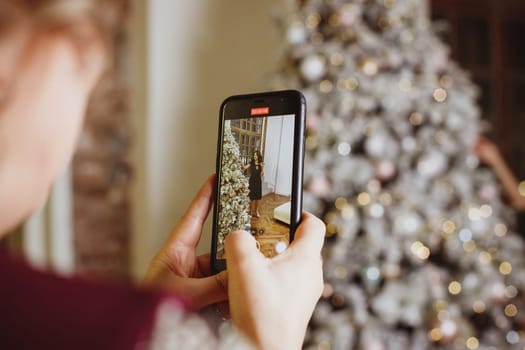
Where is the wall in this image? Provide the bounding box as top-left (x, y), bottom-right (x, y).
top-left (132, 0), bottom-right (282, 278)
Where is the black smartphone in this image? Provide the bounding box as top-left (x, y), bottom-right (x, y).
top-left (210, 90), bottom-right (306, 273)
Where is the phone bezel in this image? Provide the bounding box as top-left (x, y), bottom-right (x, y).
top-left (211, 90), bottom-right (306, 273)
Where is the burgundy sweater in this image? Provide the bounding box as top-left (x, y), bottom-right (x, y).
top-left (0, 251), bottom-right (185, 349)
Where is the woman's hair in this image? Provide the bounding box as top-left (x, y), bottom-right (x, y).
top-left (0, 0), bottom-right (127, 109)
top-left (0, 0), bottom-right (127, 46)
top-left (252, 150), bottom-right (263, 165)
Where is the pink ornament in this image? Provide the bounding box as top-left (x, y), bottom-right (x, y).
top-left (376, 159), bottom-right (396, 180)
top-left (479, 184), bottom-right (496, 202)
top-left (308, 176), bottom-right (331, 198)
top-left (365, 341), bottom-right (385, 350)
top-left (306, 112), bottom-right (321, 131)
top-left (340, 5), bottom-right (359, 26)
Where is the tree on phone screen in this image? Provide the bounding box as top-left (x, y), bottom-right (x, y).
top-left (273, 0), bottom-right (525, 349)
top-left (218, 125), bottom-right (250, 248)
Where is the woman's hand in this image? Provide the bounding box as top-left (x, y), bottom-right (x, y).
top-left (224, 212), bottom-right (325, 350)
top-left (143, 175), bottom-right (228, 309)
top-left (474, 136), bottom-right (503, 166)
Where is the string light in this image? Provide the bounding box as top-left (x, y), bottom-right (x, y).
top-left (499, 262), bottom-right (512, 275)
top-left (472, 300), bottom-right (486, 313)
top-left (429, 328), bottom-right (442, 342)
top-left (442, 220), bottom-right (456, 234)
top-left (466, 337), bottom-right (479, 349)
top-left (495, 223), bottom-right (508, 237)
top-left (448, 281), bottom-right (462, 295)
top-left (357, 192), bottom-right (371, 206)
top-left (478, 251), bottom-right (492, 264)
top-left (504, 304), bottom-right (518, 317)
top-left (320, 80), bottom-right (333, 93)
top-left (361, 58), bottom-right (379, 76)
top-left (306, 13), bottom-right (321, 28)
top-left (330, 52), bottom-right (344, 66)
top-left (409, 112), bottom-right (423, 126)
top-left (433, 88), bottom-right (448, 102)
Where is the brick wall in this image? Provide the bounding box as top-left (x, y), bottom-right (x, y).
top-left (73, 7), bottom-right (131, 280)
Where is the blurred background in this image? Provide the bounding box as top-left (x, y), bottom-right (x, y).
top-left (2, 0), bottom-right (525, 348)
top-left (1, 0), bottom-right (523, 281)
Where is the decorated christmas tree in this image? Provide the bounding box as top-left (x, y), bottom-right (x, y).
top-left (272, 0), bottom-right (525, 348)
top-left (218, 124), bottom-right (250, 246)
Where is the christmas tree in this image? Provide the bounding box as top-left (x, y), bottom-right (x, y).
top-left (218, 124), bottom-right (250, 247)
top-left (272, 0), bottom-right (525, 349)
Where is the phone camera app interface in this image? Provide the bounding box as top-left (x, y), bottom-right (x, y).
top-left (216, 114), bottom-right (295, 259)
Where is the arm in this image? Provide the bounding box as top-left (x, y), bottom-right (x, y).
top-left (474, 136), bottom-right (525, 211)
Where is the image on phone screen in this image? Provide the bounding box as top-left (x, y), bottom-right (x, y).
top-left (216, 114), bottom-right (296, 259)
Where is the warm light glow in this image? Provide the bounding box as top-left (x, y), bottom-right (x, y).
top-left (472, 300), bottom-right (486, 313)
top-left (468, 207), bottom-right (481, 221)
top-left (479, 204), bottom-right (493, 218)
top-left (362, 59), bottom-right (379, 76)
top-left (429, 328), bottom-right (442, 342)
top-left (433, 300), bottom-right (448, 312)
top-left (495, 223), bottom-right (508, 237)
top-left (357, 192), bottom-right (371, 206)
top-left (499, 262), bottom-right (512, 275)
top-left (448, 281), bottom-right (462, 295)
top-left (409, 112), bottom-right (423, 126)
top-left (519, 181), bottom-right (525, 197)
top-left (328, 13), bottom-right (340, 27)
top-left (463, 240), bottom-right (476, 252)
top-left (326, 223), bottom-right (338, 236)
top-left (379, 193), bottom-right (393, 206)
top-left (306, 14), bottom-right (321, 28)
top-left (320, 80), bottom-right (333, 93)
top-left (341, 205), bottom-right (355, 220)
top-left (439, 75), bottom-right (453, 88)
top-left (306, 135), bottom-right (319, 151)
top-left (479, 251), bottom-right (492, 264)
top-left (466, 337), bottom-right (479, 349)
top-left (345, 77), bottom-right (359, 90)
top-left (442, 220), bottom-right (456, 234)
top-left (330, 52), bottom-right (344, 66)
top-left (335, 197), bottom-right (348, 210)
top-left (433, 88), bottom-right (448, 102)
top-left (504, 304), bottom-right (518, 317)
top-left (505, 285), bottom-right (518, 298)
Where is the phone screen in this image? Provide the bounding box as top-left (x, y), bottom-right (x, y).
top-left (215, 112), bottom-right (297, 259)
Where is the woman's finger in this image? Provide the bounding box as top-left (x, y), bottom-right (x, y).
top-left (171, 271), bottom-right (228, 309)
top-left (287, 212), bottom-right (325, 260)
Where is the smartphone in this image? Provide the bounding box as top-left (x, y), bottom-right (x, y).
top-left (210, 90), bottom-right (306, 272)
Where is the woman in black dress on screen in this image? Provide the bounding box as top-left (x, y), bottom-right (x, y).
top-left (246, 150), bottom-right (264, 218)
